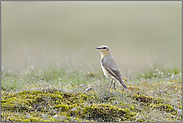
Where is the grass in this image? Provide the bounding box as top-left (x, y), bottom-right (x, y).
top-left (1, 65), bottom-right (182, 122)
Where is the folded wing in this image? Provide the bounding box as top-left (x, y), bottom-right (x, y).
top-left (101, 56), bottom-right (127, 89)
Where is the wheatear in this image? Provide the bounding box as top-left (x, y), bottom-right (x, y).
top-left (96, 45), bottom-right (127, 91)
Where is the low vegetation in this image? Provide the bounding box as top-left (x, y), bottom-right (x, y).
top-left (1, 66), bottom-right (182, 122)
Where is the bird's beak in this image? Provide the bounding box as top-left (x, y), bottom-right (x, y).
top-left (96, 47), bottom-right (101, 49)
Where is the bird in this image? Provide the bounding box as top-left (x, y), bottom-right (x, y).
top-left (96, 45), bottom-right (127, 91)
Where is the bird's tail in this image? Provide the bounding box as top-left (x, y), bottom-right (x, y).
top-left (119, 79), bottom-right (128, 89)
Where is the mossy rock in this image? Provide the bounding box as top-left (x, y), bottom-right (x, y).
top-left (1, 88), bottom-right (181, 122)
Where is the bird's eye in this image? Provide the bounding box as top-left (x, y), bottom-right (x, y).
top-left (103, 47), bottom-right (106, 49)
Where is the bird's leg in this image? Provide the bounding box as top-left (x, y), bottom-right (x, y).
top-left (113, 81), bottom-right (116, 90)
top-left (109, 79), bottom-right (113, 92)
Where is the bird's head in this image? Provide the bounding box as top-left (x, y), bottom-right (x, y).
top-left (96, 45), bottom-right (110, 56)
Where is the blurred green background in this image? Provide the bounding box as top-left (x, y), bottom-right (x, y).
top-left (2, 1), bottom-right (182, 73)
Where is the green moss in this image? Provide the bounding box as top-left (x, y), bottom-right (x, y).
top-left (1, 90), bottom-right (96, 121)
top-left (19, 90), bottom-right (43, 95)
top-left (179, 106), bottom-right (182, 109)
top-left (132, 93), bottom-right (164, 104)
top-left (127, 85), bottom-right (140, 92)
top-left (150, 104), bottom-right (177, 115)
top-left (1, 87), bottom-right (181, 122)
top-left (1, 111), bottom-right (27, 122)
top-left (137, 118), bottom-right (146, 122)
top-left (130, 105), bottom-right (135, 111)
top-left (23, 117), bottom-right (44, 122)
top-left (53, 104), bottom-right (70, 111)
top-left (169, 80), bottom-right (182, 83)
top-left (1, 97), bottom-right (31, 112)
top-left (76, 93), bottom-right (88, 100)
top-left (81, 103), bottom-right (136, 122)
